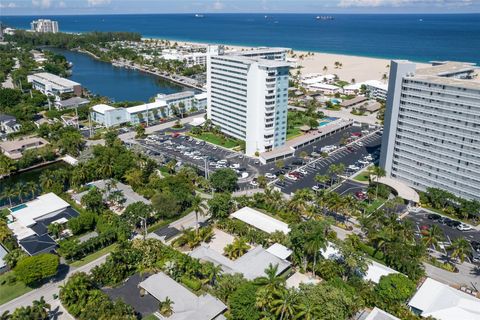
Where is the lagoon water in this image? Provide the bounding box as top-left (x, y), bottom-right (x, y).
top-left (48, 48), bottom-right (186, 102)
top-left (2, 13), bottom-right (480, 64)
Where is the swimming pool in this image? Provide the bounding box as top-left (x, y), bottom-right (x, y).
top-left (330, 99), bottom-right (341, 105)
top-left (318, 117), bottom-right (339, 127)
top-left (10, 204), bottom-right (27, 212)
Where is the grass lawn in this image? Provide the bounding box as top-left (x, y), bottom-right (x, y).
top-left (287, 127), bottom-right (302, 140)
top-left (354, 171), bottom-right (370, 182)
top-left (69, 243), bottom-right (118, 268)
top-left (0, 272), bottom-right (32, 305)
top-left (189, 132), bottom-right (240, 149)
top-left (142, 315), bottom-right (158, 320)
top-left (365, 198), bottom-right (387, 214)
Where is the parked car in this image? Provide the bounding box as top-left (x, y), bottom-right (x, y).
top-left (250, 179), bottom-right (259, 187)
top-left (355, 191), bottom-right (367, 201)
top-left (265, 173), bottom-right (276, 179)
top-left (285, 174), bottom-right (298, 181)
top-left (471, 240), bottom-right (480, 253)
top-left (292, 159), bottom-right (305, 166)
top-left (297, 168), bottom-right (308, 175)
top-left (427, 213), bottom-right (441, 220)
top-left (457, 223), bottom-right (472, 231)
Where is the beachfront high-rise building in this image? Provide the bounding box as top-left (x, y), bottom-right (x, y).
top-left (380, 60), bottom-right (480, 201)
top-left (30, 19), bottom-right (59, 33)
top-left (207, 53), bottom-right (290, 156)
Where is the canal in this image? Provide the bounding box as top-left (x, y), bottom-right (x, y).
top-left (0, 161), bottom-right (71, 208)
top-left (47, 48), bottom-right (187, 102)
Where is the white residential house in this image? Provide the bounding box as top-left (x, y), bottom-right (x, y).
top-left (408, 277), bottom-right (480, 319)
top-left (0, 114), bottom-right (21, 134)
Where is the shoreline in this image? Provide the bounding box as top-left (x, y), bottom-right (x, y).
top-left (143, 37), bottom-right (431, 82)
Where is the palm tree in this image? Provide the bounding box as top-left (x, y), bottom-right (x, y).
top-left (0, 155), bottom-right (16, 177)
top-left (159, 297), bottom-right (174, 317)
top-left (270, 288), bottom-right (299, 320)
top-left (191, 195), bottom-right (207, 234)
top-left (3, 185), bottom-right (15, 207)
top-left (305, 231), bottom-right (326, 277)
top-left (295, 299), bottom-right (319, 320)
top-left (25, 181), bottom-right (37, 200)
top-left (14, 183), bottom-right (26, 203)
top-left (314, 174), bottom-right (329, 188)
top-left (255, 264), bottom-right (285, 292)
top-left (449, 237), bottom-right (472, 263)
top-left (40, 173), bottom-right (55, 192)
top-left (224, 238), bottom-right (250, 260)
top-left (422, 224), bottom-right (443, 250)
top-left (368, 165), bottom-right (386, 199)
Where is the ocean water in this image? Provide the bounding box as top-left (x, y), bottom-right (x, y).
top-left (1, 13), bottom-right (480, 64)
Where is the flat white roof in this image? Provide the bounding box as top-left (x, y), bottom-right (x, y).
top-left (364, 307), bottom-right (400, 320)
top-left (195, 92), bottom-right (208, 100)
top-left (92, 104), bottom-right (115, 114)
top-left (309, 83), bottom-right (341, 90)
top-left (28, 72), bottom-right (80, 88)
top-left (190, 117), bottom-right (206, 127)
top-left (10, 193), bottom-right (70, 227)
top-left (266, 243), bottom-right (292, 260)
top-left (126, 101), bottom-right (166, 114)
top-left (231, 207), bottom-right (290, 234)
top-left (365, 260), bottom-right (399, 284)
top-left (363, 80), bottom-right (388, 91)
top-left (408, 278), bottom-right (480, 320)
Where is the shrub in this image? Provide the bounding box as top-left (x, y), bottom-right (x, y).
top-left (375, 274), bottom-right (416, 306)
top-left (181, 276), bottom-right (202, 291)
top-left (14, 253), bottom-right (59, 285)
top-left (67, 212), bottom-right (97, 235)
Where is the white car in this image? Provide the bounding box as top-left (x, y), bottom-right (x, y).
top-left (312, 185), bottom-right (320, 192)
top-left (241, 172), bottom-right (249, 179)
top-left (297, 168), bottom-right (308, 175)
top-left (285, 174), bottom-right (298, 181)
top-left (457, 223), bottom-right (473, 231)
top-left (265, 173), bottom-right (276, 179)
top-left (250, 180), bottom-right (259, 187)
top-left (348, 165), bottom-right (360, 171)
top-left (356, 142), bottom-right (364, 146)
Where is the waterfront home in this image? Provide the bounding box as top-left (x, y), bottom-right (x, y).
top-left (27, 72), bottom-right (82, 97)
top-left (126, 101), bottom-right (168, 125)
top-left (138, 272), bottom-right (227, 320)
top-left (0, 137), bottom-right (49, 159)
top-left (7, 193), bottom-right (79, 255)
top-left (408, 277), bottom-right (480, 320)
top-left (55, 97), bottom-right (90, 110)
top-left (0, 114), bottom-right (21, 135)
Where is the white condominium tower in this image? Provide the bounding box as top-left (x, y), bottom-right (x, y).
top-left (207, 51), bottom-right (290, 156)
top-left (380, 60), bottom-right (480, 201)
top-left (31, 19), bottom-right (59, 33)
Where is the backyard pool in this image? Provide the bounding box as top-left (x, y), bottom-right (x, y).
top-left (10, 204), bottom-right (27, 212)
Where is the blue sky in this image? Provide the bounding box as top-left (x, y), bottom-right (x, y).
top-left (1, 0), bottom-right (479, 15)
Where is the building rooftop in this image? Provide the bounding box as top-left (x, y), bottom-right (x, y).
top-left (0, 137), bottom-right (49, 153)
top-left (56, 97), bottom-right (90, 108)
top-left (139, 272), bottom-right (226, 320)
top-left (340, 96), bottom-right (368, 108)
top-left (408, 277), bottom-right (480, 320)
top-left (9, 193), bottom-right (70, 228)
top-left (410, 61), bottom-right (480, 90)
top-left (92, 104), bottom-right (115, 114)
top-left (231, 207), bottom-right (290, 234)
top-left (357, 307), bottom-right (400, 320)
top-left (212, 54), bottom-right (290, 68)
top-left (230, 47), bottom-right (290, 56)
top-left (126, 101), bottom-right (167, 114)
top-left (190, 244), bottom-right (291, 280)
top-left (29, 72), bottom-right (80, 88)
top-left (195, 92), bottom-right (208, 100)
top-left (156, 91), bottom-right (195, 102)
top-left (0, 114), bottom-right (16, 122)
top-left (0, 244), bottom-right (7, 269)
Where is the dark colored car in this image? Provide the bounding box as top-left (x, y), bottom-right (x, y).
top-left (471, 241), bottom-right (480, 253)
top-left (427, 213), bottom-right (441, 220)
top-left (275, 170), bottom-right (286, 176)
top-left (438, 217), bottom-right (450, 225)
top-left (291, 159), bottom-right (305, 166)
top-left (446, 219), bottom-right (461, 228)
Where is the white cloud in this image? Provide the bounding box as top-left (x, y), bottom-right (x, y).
top-left (32, 0), bottom-right (52, 8)
top-left (58, 1), bottom-right (66, 8)
top-left (87, 0), bottom-right (112, 6)
top-left (338, 0), bottom-right (473, 7)
top-left (0, 2), bottom-right (17, 8)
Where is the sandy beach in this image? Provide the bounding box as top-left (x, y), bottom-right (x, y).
top-left (172, 40), bottom-right (430, 83)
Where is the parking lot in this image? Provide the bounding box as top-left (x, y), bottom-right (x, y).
top-left (138, 133), bottom-right (260, 188)
top-left (272, 131), bottom-right (382, 195)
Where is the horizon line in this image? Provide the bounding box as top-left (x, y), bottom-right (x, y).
top-left (2, 12), bottom-right (480, 17)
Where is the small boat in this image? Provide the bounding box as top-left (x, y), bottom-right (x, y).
top-left (316, 16), bottom-right (334, 20)
top-left (195, 14), bottom-right (204, 18)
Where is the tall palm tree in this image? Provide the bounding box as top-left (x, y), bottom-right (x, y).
top-left (14, 183), bottom-right (26, 203)
top-left (25, 181), bottom-right (37, 200)
top-left (191, 195), bottom-right (207, 234)
top-left (449, 237), bottom-right (472, 263)
top-left (270, 288), bottom-right (299, 320)
top-left (255, 264), bottom-right (285, 293)
top-left (314, 174), bottom-right (329, 188)
top-left (422, 224), bottom-right (444, 250)
top-left (295, 299), bottom-right (318, 320)
top-left (3, 185), bottom-right (15, 207)
top-left (368, 165), bottom-right (386, 199)
top-left (224, 238), bottom-right (250, 260)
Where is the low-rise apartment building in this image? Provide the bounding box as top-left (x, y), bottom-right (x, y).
top-left (27, 72), bottom-right (82, 97)
top-left (0, 137), bottom-right (49, 159)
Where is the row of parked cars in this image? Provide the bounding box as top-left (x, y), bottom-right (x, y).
top-left (427, 213), bottom-right (473, 231)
